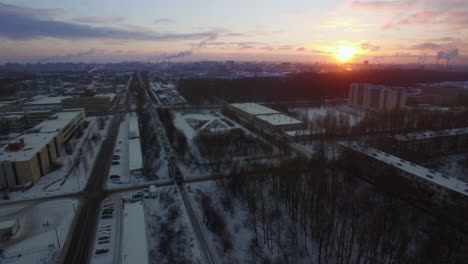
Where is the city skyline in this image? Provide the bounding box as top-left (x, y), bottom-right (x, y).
top-left (1, 0), bottom-right (467, 64)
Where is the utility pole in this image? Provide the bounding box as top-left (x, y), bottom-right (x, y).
top-left (55, 227), bottom-right (61, 249)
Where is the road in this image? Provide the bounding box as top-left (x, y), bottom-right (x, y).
top-left (59, 112), bottom-right (122, 264)
top-left (138, 72), bottom-right (217, 264)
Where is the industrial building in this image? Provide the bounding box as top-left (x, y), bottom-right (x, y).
top-left (0, 109), bottom-right (85, 190)
top-left (408, 85), bottom-right (468, 105)
top-left (128, 112), bottom-right (143, 176)
top-left (340, 143), bottom-right (468, 207)
top-left (229, 103), bottom-right (304, 131)
top-left (61, 94), bottom-right (115, 115)
top-left (393, 127), bottom-right (468, 159)
top-left (22, 96), bottom-right (71, 111)
top-left (348, 83), bottom-right (407, 111)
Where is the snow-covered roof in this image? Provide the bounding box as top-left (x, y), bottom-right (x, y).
top-left (0, 219), bottom-right (18, 230)
top-left (285, 130), bottom-right (314, 136)
top-left (23, 96), bottom-right (71, 106)
top-left (231, 103), bottom-right (280, 116)
top-left (128, 113), bottom-right (140, 139)
top-left (129, 138), bottom-right (143, 172)
top-left (341, 142), bottom-right (468, 197)
top-left (395, 127), bottom-right (468, 141)
top-left (0, 132), bottom-right (57, 161)
top-left (0, 110), bottom-right (83, 162)
top-left (95, 93), bottom-right (116, 101)
top-left (31, 110), bottom-right (83, 133)
top-left (256, 114), bottom-right (303, 126)
top-left (122, 201), bottom-right (149, 264)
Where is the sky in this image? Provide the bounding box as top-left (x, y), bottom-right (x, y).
top-left (0, 0), bottom-right (467, 64)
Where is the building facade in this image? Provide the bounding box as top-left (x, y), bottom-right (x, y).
top-left (62, 96), bottom-right (113, 115)
top-left (349, 83), bottom-right (407, 111)
top-left (340, 143), bottom-right (468, 208)
top-left (0, 109), bottom-right (85, 190)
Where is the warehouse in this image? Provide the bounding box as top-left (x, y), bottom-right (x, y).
top-left (0, 109), bottom-right (85, 190)
top-left (340, 142), bottom-right (468, 207)
top-left (229, 103), bottom-right (304, 131)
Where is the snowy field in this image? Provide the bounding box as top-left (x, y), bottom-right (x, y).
top-left (1, 117), bottom-right (110, 202)
top-left (422, 153), bottom-right (468, 183)
top-left (143, 186), bottom-right (202, 264)
top-left (0, 199), bottom-right (78, 264)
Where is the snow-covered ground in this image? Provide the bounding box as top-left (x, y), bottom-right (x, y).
top-left (143, 186), bottom-right (202, 264)
top-left (1, 117), bottom-right (110, 202)
top-left (173, 110), bottom-right (280, 169)
top-left (185, 181), bottom-right (318, 264)
top-left (0, 199), bottom-right (78, 264)
top-left (422, 153), bottom-right (468, 183)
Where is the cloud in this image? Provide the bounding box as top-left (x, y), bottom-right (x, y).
top-left (0, 2), bottom-right (221, 42)
top-left (296, 47), bottom-right (305, 51)
top-left (436, 48), bottom-right (459, 64)
top-left (278, 45), bottom-right (294, 50)
top-left (38, 49), bottom-right (97, 63)
top-left (360, 42), bottom-right (380, 51)
top-left (409, 42), bottom-right (442, 50)
top-left (71, 16), bottom-right (126, 24)
top-left (153, 18), bottom-right (174, 24)
top-left (351, 0), bottom-right (416, 10)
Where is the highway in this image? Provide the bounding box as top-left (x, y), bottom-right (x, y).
top-left (138, 72), bottom-right (217, 264)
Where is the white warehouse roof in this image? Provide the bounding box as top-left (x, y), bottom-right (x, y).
top-left (256, 114), bottom-right (303, 126)
top-left (129, 138), bottom-right (143, 172)
top-left (395, 127), bottom-right (468, 141)
top-left (341, 142), bottom-right (468, 197)
top-left (231, 103), bottom-right (280, 116)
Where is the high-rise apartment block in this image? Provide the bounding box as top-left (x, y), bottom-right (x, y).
top-left (349, 83), bottom-right (407, 111)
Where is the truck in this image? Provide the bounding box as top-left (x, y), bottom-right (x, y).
top-left (149, 185), bottom-right (157, 198)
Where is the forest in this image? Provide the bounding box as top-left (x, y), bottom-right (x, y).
top-left (178, 69), bottom-right (468, 103)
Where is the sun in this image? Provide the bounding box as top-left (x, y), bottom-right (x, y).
top-left (336, 46), bottom-right (358, 62)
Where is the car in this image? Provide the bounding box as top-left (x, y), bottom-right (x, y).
top-left (98, 234), bottom-right (110, 239)
top-left (100, 225), bottom-right (111, 229)
top-left (103, 209), bottom-right (114, 213)
top-left (95, 248), bottom-right (109, 254)
top-left (101, 214), bottom-right (112, 219)
top-left (98, 240), bottom-right (110, 245)
top-left (111, 161), bottom-right (120, 165)
top-left (99, 230), bottom-right (111, 235)
top-left (109, 174), bottom-right (120, 179)
top-left (112, 157), bottom-right (120, 161)
top-left (132, 192), bottom-right (143, 199)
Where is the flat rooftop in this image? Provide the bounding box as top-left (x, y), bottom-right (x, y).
top-left (122, 201), bottom-right (149, 264)
top-left (31, 110), bottom-right (83, 133)
top-left (0, 110), bottom-right (83, 162)
top-left (129, 138), bottom-right (143, 171)
top-left (23, 96), bottom-right (71, 106)
top-left (395, 127), bottom-right (468, 141)
top-left (341, 142), bottom-right (468, 197)
top-left (231, 103), bottom-right (280, 116)
top-left (128, 113), bottom-right (140, 139)
top-left (95, 93), bottom-right (116, 101)
top-left (0, 132), bottom-right (57, 161)
top-left (256, 113), bottom-right (303, 126)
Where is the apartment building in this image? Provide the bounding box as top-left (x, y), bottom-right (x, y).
top-left (349, 83), bottom-right (407, 111)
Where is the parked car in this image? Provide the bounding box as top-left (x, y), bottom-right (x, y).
top-left (111, 161), bottom-right (120, 165)
top-left (98, 240), bottom-right (110, 245)
top-left (95, 248), bottom-right (109, 254)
